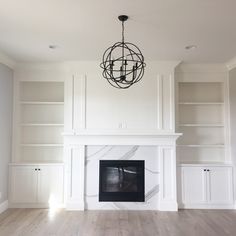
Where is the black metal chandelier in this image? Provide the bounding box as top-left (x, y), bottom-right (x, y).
top-left (100, 15), bottom-right (146, 89)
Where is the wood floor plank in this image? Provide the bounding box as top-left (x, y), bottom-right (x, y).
top-left (0, 209), bottom-right (236, 236)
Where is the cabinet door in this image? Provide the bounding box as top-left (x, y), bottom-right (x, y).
top-left (181, 167), bottom-right (207, 205)
top-left (37, 165), bottom-right (64, 205)
top-left (207, 167), bottom-right (233, 204)
top-left (10, 166), bottom-right (38, 203)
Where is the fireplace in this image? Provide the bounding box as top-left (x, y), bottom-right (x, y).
top-left (99, 160), bottom-right (145, 202)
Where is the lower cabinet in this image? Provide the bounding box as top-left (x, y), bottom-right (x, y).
top-left (9, 164), bottom-right (64, 207)
top-left (178, 165), bottom-right (233, 209)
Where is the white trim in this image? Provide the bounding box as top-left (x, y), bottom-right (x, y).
top-left (179, 203), bottom-right (234, 209)
top-left (156, 75), bottom-right (163, 129)
top-left (158, 201), bottom-right (178, 211)
top-left (0, 200), bottom-right (8, 214)
top-left (65, 146), bottom-right (85, 211)
top-left (63, 133), bottom-right (182, 146)
top-left (176, 63), bottom-right (228, 73)
top-left (9, 203), bottom-right (65, 209)
top-left (66, 202), bottom-right (85, 211)
top-left (158, 146), bottom-right (178, 211)
top-left (0, 51), bottom-right (15, 69)
top-left (169, 73), bottom-right (175, 130)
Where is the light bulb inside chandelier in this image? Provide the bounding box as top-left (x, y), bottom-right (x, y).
top-left (100, 15), bottom-right (146, 89)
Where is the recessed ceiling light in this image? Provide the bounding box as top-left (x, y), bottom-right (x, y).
top-left (185, 45), bottom-right (197, 50)
top-left (49, 45), bottom-right (58, 49)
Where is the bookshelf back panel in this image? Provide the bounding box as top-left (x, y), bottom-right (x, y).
top-left (179, 105), bottom-right (224, 124)
top-left (177, 147), bottom-right (225, 163)
top-left (179, 82), bottom-right (224, 103)
top-left (20, 82), bottom-right (64, 102)
top-left (21, 105), bottom-right (64, 124)
top-left (20, 147), bottom-right (63, 163)
top-left (21, 126), bottom-right (63, 144)
top-left (178, 127), bottom-right (224, 145)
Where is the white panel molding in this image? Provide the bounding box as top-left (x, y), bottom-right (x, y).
top-left (169, 73), bottom-right (175, 131)
top-left (74, 75), bottom-right (87, 130)
top-left (158, 146), bottom-right (178, 211)
top-left (0, 200), bottom-right (8, 214)
top-left (66, 146), bottom-right (85, 210)
top-left (64, 75), bottom-right (74, 132)
top-left (156, 75), bottom-right (163, 130)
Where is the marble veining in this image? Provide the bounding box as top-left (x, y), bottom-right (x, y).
top-left (85, 145), bottom-right (159, 210)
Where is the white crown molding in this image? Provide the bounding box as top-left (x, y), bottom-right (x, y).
top-left (176, 63), bottom-right (228, 73)
top-left (226, 57), bottom-right (236, 71)
top-left (0, 51), bottom-right (15, 69)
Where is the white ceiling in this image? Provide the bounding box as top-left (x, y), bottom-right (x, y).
top-left (0, 0), bottom-right (235, 63)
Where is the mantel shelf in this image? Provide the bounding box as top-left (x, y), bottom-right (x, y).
top-left (62, 130), bottom-right (182, 137)
top-left (179, 102), bottom-right (224, 105)
top-left (63, 130), bottom-right (182, 146)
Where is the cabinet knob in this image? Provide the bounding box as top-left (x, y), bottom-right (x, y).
top-left (38, 168), bottom-right (41, 171)
top-left (207, 169), bottom-right (210, 172)
top-left (204, 169), bottom-right (206, 171)
top-left (35, 168), bottom-right (37, 171)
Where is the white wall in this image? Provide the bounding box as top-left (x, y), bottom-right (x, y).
top-left (65, 61), bottom-right (179, 133)
top-left (0, 63), bottom-right (13, 204)
top-left (229, 68), bottom-right (236, 199)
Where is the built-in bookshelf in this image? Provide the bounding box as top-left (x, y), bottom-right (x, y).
top-left (176, 82), bottom-right (229, 164)
top-left (15, 81), bottom-right (64, 163)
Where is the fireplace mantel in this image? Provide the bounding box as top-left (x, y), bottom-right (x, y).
top-left (63, 130), bottom-right (182, 146)
top-left (64, 130), bottom-right (181, 212)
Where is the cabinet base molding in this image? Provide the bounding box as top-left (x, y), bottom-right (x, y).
top-left (0, 200), bottom-right (8, 214)
top-left (179, 203), bottom-right (234, 209)
top-left (8, 203), bottom-right (65, 209)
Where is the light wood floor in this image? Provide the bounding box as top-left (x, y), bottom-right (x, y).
top-left (0, 209), bottom-right (236, 236)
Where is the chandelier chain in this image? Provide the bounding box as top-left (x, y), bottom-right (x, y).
top-left (122, 21), bottom-right (125, 43)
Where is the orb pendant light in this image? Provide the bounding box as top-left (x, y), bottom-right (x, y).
top-left (100, 15), bottom-right (146, 89)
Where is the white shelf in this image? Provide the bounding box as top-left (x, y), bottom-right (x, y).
top-left (178, 162), bottom-right (232, 166)
top-left (179, 102), bottom-right (224, 105)
top-left (179, 124), bottom-right (224, 127)
top-left (177, 81), bottom-right (227, 164)
top-left (20, 123), bottom-right (64, 127)
top-left (20, 144), bottom-right (64, 147)
top-left (177, 144), bottom-right (225, 148)
top-left (20, 101), bottom-right (64, 105)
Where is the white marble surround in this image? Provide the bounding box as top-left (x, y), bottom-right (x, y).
top-left (64, 134), bottom-right (180, 211)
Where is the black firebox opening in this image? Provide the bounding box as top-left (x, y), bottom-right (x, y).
top-left (99, 160), bottom-right (145, 202)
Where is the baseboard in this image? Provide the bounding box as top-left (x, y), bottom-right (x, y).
top-left (66, 201), bottom-right (85, 211)
top-left (158, 201), bottom-right (178, 211)
top-left (0, 200), bottom-right (8, 214)
top-left (9, 202), bottom-right (65, 209)
top-left (179, 203), bottom-right (234, 209)
top-left (233, 200), bottom-right (236, 209)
